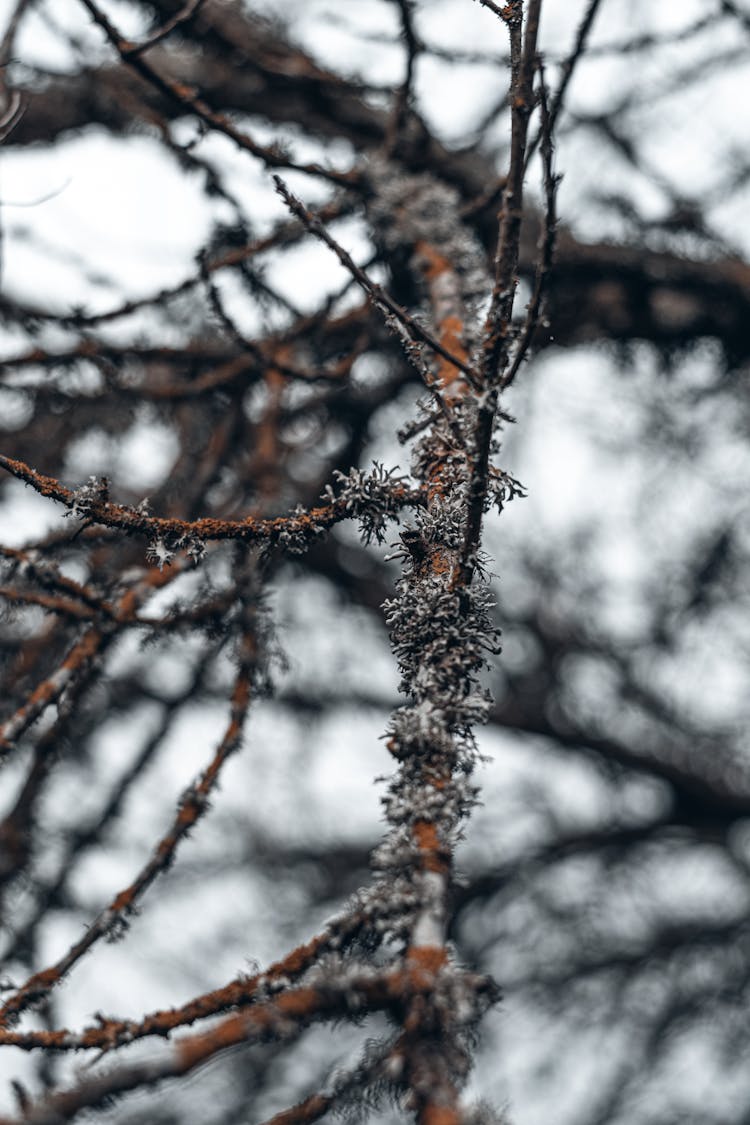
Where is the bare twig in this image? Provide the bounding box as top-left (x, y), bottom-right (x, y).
top-left (273, 176), bottom-right (482, 390)
top-left (77, 0), bottom-right (359, 188)
top-left (503, 57), bottom-right (559, 387)
top-left (120, 0), bottom-right (205, 57)
top-left (0, 629), bottom-right (257, 1026)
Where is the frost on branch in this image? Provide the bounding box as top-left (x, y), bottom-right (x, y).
top-left (322, 462), bottom-right (409, 545)
top-left (275, 504), bottom-right (327, 554)
top-left (367, 160), bottom-right (489, 356)
top-left (374, 484), bottom-right (499, 888)
top-left (384, 572), bottom-right (497, 708)
top-left (363, 164), bottom-right (505, 943)
top-left (64, 475), bottom-right (110, 520)
top-left (373, 770), bottom-right (480, 879)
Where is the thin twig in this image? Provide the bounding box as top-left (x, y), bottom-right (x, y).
top-left (0, 453), bottom-right (423, 549)
top-left (524, 0), bottom-right (604, 170)
top-left (273, 176), bottom-right (482, 390)
top-left (0, 631), bottom-right (257, 1027)
top-left (502, 56), bottom-right (558, 388)
top-left (385, 0), bottom-right (421, 152)
top-left (120, 0), bottom-right (205, 57)
top-left (77, 0), bottom-right (359, 189)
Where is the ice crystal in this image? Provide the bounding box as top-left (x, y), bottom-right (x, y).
top-left (146, 530), bottom-right (206, 570)
top-left (65, 475), bottom-right (109, 520)
top-left (147, 538), bottom-right (173, 571)
top-left (183, 534), bottom-right (206, 564)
